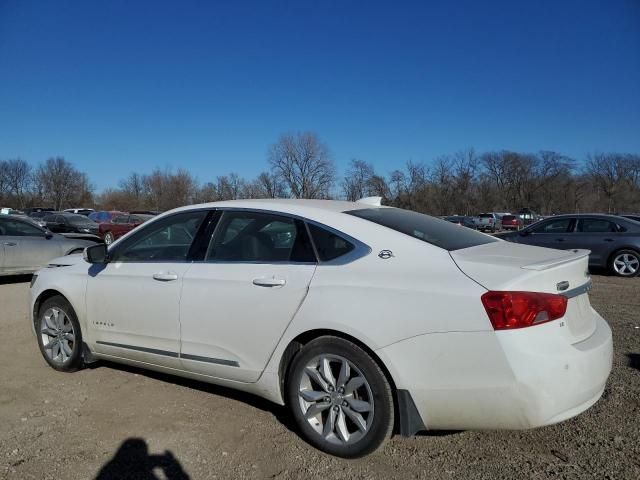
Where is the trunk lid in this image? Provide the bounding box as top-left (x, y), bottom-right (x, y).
top-left (451, 240), bottom-right (595, 343)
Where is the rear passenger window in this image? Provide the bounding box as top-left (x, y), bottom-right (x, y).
top-left (307, 223), bottom-right (355, 261)
top-left (206, 211), bottom-right (316, 263)
top-left (577, 219), bottom-right (620, 233)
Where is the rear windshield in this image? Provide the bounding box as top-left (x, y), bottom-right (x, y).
top-left (346, 208), bottom-right (498, 251)
top-left (479, 213), bottom-right (494, 218)
top-left (502, 215), bottom-right (516, 221)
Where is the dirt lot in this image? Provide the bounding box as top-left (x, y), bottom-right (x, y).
top-left (0, 275), bottom-right (638, 480)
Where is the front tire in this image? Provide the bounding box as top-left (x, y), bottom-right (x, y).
top-left (104, 232), bottom-right (114, 245)
top-left (36, 295), bottom-right (84, 372)
top-left (286, 336), bottom-right (394, 458)
top-left (609, 249), bottom-right (640, 277)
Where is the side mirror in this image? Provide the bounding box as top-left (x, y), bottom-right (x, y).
top-left (83, 243), bottom-right (109, 264)
top-left (44, 231), bottom-right (53, 239)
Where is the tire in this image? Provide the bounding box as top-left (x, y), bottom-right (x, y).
top-left (36, 295), bottom-right (84, 372)
top-left (286, 336), bottom-right (394, 458)
top-left (609, 249), bottom-right (640, 278)
top-left (104, 232), bottom-right (115, 245)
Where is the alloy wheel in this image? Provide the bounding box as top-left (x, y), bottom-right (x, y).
top-left (104, 232), bottom-right (114, 245)
top-left (40, 307), bottom-right (75, 364)
top-left (298, 354), bottom-right (374, 446)
top-left (613, 253), bottom-right (639, 276)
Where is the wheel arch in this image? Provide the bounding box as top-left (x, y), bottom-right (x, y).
top-left (277, 328), bottom-right (419, 435)
top-left (33, 289), bottom-right (69, 328)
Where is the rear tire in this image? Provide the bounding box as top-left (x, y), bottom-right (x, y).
top-left (36, 295), bottom-right (84, 372)
top-left (286, 336), bottom-right (394, 458)
top-left (609, 249), bottom-right (640, 277)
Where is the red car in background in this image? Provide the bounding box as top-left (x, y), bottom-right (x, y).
top-left (99, 213), bottom-right (154, 245)
top-left (89, 210), bottom-right (126, 224)
top-left (501, 214), bottom-right (524, 230)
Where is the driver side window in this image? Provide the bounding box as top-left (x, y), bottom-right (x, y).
top-left (112, 211), bottom-right (207, 262)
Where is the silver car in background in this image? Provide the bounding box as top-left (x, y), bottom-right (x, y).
top-left (0, 215), bottom-right (95, 276)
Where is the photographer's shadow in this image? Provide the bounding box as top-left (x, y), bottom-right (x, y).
top-left (96, 438), bottom-right (190, 480)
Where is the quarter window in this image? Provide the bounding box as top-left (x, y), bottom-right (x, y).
top-left (205, 211), bottom-right (315, 263)
top-left (112, 211), bottom-right (207, 262)
top-left (307, 223), bottom-right (355, 261)
top-left (576, 219), bottom-right (620, 233)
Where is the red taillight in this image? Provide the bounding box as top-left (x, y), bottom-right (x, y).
top-left (481, 291), bottom-right (568, 330)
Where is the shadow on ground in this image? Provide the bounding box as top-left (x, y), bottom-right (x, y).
top-left (627, 353), bottom-right (640, 371)
top-left (91, 361), bottom-right (297, 433)
top-left (96, 438), bottom-right (190, 480)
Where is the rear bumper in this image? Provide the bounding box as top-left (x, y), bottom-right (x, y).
top-left (377, 311), bottom-right (612, 431)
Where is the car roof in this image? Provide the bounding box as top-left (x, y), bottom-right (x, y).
top-left (170, 199), bottom-right (374, 216)
top-left (541, 213), bottom-right (628, 220)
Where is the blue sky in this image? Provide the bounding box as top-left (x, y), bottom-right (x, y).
top-left (1, 0), bottom-right (639, 190)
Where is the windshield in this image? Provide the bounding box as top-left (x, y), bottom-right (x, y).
top-left (346, 208), bottom-right (497, 251)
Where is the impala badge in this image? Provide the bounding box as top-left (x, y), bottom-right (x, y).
top-left (378, 250), bottom-right (394, 259)
top-left (556, 281), bottom-right (570, 292)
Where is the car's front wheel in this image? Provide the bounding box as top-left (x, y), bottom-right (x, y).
top-left (609, 249), bottom-right (640, 277)
top-left (36, 295), bottom-right (84, 372)
top-left (103, 232), bottom-right (114, 245)
top-left (286, 336), bottom-right (394, 458)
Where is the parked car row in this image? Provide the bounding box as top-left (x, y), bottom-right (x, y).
top-left (0, 207), bottom-right (157, 275)
top-left (0, 215), bottom-right (97, 275)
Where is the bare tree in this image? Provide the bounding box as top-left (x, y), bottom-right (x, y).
top-left (34, 157), bottom-right (93, 210)
top-left (3, 158), bottom-right (32, 208)
top-left (268, 132), bottom-right (335, 199)
top-left (342, 159), bottom-right (375, 201)
top-left (255, 171), bottom-right (286, 198)
top-left (586, 153), bottom-right (630, 213)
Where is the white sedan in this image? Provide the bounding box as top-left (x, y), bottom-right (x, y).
top-left (29, 199), bottom-right (612, 457)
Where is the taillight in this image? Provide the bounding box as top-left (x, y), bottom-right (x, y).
top-left (481, 291), bottom-right (568, 330)
top-left (489, 218), bottom-right (493, 224)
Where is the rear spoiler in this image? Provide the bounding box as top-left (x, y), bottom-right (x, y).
top-left (521, 249), bottom-right (590, 271)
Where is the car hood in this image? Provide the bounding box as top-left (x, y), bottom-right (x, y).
top-left (58, 232), bottom-right (101, 242)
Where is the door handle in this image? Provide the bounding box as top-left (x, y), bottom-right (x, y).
top-left (152, 272), bottom-right (178, 282)
top-left (3, 242), bottom-right (17, 246)
top-left (252, 277), bottom-right (286, 287)
top-left (555, 238), bottom-right (565, 242)
top-left (604, 238), bottom-right (614, 242)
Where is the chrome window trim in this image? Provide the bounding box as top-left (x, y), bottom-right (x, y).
top-left (203, 207), bottom-right (371, 266)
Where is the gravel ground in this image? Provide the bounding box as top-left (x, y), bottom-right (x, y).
top-left (0, 274), bottom-right (638, 480)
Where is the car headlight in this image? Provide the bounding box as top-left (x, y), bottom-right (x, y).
top-left (30, 274), bottom-right (38, 288)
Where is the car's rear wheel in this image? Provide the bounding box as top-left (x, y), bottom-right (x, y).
top-left (36, 295), bottom-right (83, 372)
top-left (286, 336), bottom-right (394, 458)
top-left (104, 232), bottom-right (114, 245)
top-left (609, 249), bottom-right (640, 277)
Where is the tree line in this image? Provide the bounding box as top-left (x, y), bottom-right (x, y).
top-left (2, 132), bottom-right (639, 215)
